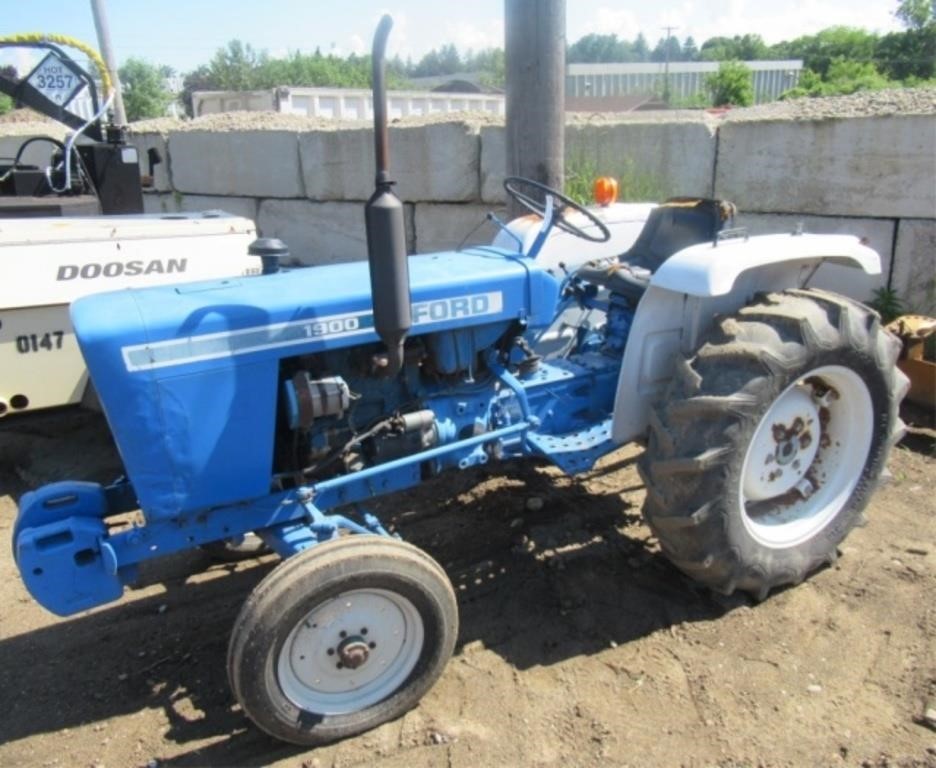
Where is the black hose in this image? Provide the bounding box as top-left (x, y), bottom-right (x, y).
top-left (14, 136), bottom-right (65, 165)
top-left (3, 135), bottom-right (98, 198)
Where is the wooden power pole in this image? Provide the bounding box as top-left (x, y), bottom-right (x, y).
top-left (504, 0), bottom-right (566, 212)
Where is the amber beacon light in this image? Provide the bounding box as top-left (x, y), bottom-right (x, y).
top-left (593, 176), bottom-right (619, 206)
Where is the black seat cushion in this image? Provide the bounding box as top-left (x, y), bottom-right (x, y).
top-left (610, 197), bottom-right (735, 303)
top-left (622, 198), bottom-right (735, 271)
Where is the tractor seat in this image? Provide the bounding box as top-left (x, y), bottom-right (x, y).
top-left (579, 198), bottom-right (736, 304)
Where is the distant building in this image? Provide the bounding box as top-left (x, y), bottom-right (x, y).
top-left (567, 61), bottom-right (803, 106)
top-left (409, 72), bottom-right (503, 94)
top-left (188, 60), bottom-right (805, 120)
top-left (192, 87), bottom-right (506, 120)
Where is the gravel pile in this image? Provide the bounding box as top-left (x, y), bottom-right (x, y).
top-left (129, 109), bottom-right (503, 134)
top-left (0, 120), bottom-right (66, 138)
top-left (130, 112), bottom-right (337, 133)
top-left (724, 87), bottom-right (936, 122)
top-left (0, 108), bottom-right (56, 125)
top-left (567, 109), bottom-right (718, 126)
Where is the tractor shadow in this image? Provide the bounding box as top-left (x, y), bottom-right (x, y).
top-left (0, 446), bottom-right (746, 766)
top-left (381, 456), bottom-right (744, 670)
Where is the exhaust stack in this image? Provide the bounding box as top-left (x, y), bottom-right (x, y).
top-left (365, 15), bottom-right (411, 377)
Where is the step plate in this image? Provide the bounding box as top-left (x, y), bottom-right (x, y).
top-left (527, 418), bottom-right (615, 475)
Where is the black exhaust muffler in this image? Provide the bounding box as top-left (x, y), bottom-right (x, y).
top-left (365, 15), bottom-right (411, 377)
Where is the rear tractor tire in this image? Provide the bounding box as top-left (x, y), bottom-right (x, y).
top-left (642, 289), bottom-right (908, 599)
top-left (228, 536), bottom-right (458, 746)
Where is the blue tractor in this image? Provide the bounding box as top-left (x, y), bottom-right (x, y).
top-left (12, 18), bottom-right (907, 745)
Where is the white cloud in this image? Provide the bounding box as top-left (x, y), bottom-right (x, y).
top-left (658, 1), bottom-right (697, 38)
top-left (377, 9), bottom-right (411, 58)
top-left (0, 48), bottom-right (42, 77)
top-left (688, 0), bottom-right (901, 45)
top-left (348, 34), bottom-right (367, 57)
top-left (333, 11), bottom-right (407, 59)
top-left (567, 0), bottom-right (904, 50)
top-left (443, 18), bottom-right (504, 52)
top-left (574, 6), bottom-right (641, 40)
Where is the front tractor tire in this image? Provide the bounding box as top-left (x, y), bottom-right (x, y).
top-left (642, 289), bottom-right (908, 599)
top-left (228, 536), bottom-right (458, 746)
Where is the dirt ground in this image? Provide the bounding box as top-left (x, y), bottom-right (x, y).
top-left (1, 409), bottom-right (934, 768)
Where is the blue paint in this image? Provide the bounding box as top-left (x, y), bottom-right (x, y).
top-left (15, 232), bottom-right (632, 616)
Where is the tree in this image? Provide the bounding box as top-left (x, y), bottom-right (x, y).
top-left (633, 33), bottom-right (650, 60)
top-left (706, 61), bottom-right (754, 106)
top-left (411, 44), bottom-right (463, 77)
top-left (700, 34), bottom-right (769, 61)
top-left (896, 0), bottom-right (935, 28)
top-left (208, 40), bottom-right (263, 90)
top-left (876, 25), bottom-right (936, 79)
top-left (118, 58), bottom-right (173, 121)
top-left (470, 48), bottom-right (505, 87)
top-left (0, 65), bottom-right (16, 116)
top-left (566, 33), bottom-right (655, 63)
top-left (779, 68), bottom-right (823, 99)
top-left (682, 36), bottom-right (699, 61)
top-left (782, 59), bottom-right (890, 97)
top-left (651, 35), bottom-right (683, 63)
top-left (437, 44), bottom-right (461, 75)
top-left (772, 27), bottom-right (878, 78)
top-left (181, 64), bottom-right (213, 117)
top-left (568, 33), bottom-right (628, 62)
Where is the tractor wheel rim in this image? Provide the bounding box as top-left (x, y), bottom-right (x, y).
top-left (277, 588), bottom-right (424, 715)
top-left (739, 365), bottom-right (873, 549)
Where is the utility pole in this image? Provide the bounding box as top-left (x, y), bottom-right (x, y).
top-left (504, 0), bottom-right (566, 214)
top-left (661, 25), bottom-right (678, 106)
top-left (90, 0), bottom-right (127, 125)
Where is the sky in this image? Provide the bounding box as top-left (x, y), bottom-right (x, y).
top-left (1, 0), bottom-right (905, 76)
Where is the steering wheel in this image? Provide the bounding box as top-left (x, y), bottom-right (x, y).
top-left (503, 176), bottom-right (611, 243)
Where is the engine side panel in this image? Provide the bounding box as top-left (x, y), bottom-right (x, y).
top-left (72, 248), bottom-right (559, 519)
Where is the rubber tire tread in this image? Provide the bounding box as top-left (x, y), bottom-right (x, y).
top-left (228, 535), bottom-right (458, 746)
top-left (641, 289), bottom-right (907, 599)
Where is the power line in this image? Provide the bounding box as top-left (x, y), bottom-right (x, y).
top-left (661, 25), bottom-right (678, 104)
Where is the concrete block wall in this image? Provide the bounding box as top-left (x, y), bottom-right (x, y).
top-left (68, 109), bottom-right (931, 315)
top-left (892, 219), bottom-right (936, 313)
top-left (0, 123), bottom-right (68, 169)
top-left (565, 117), bottom-right (719, 200)
top-left (299, 122), bottom-right (481, 202)
top-left (171, 130), bottom-right (305, 198)
top-left (715, 114), bottom-right (935, 218)
top-left (716, 111), bottom-right (935, 311)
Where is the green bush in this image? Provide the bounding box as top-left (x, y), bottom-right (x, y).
top-left (565, 155), bottom-right (666, 205)
top-left (705, 61), bottom-right (754, 106)
top-left (781, 59), bottom-right (892, 98)
top-left (119, 58), bottom-right (174, 121)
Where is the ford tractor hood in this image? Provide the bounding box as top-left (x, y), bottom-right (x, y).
top-left (71, 248), bottom-right (559, 518)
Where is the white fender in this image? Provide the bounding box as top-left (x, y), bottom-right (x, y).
top-left (611, 233), bottom-right (881, 444)
top-left (650, 232), bottom-right (880, 296)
